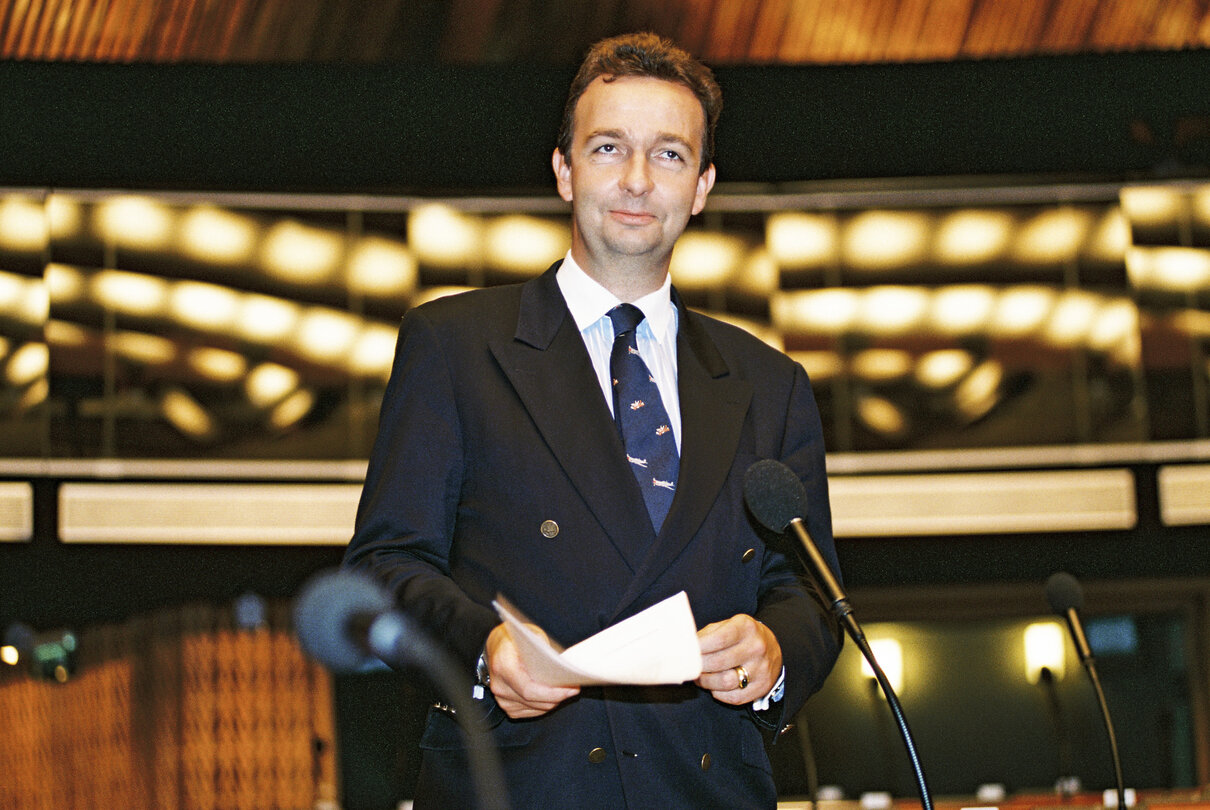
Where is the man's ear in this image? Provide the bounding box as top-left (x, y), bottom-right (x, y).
top-left (552, 148), bottom-right (574, 203)
top-left (691, 163), bottom-right (717, 216)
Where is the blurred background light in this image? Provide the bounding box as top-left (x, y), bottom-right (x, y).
top-left (170, 281), bottom-right (240, 330)
top-left (484, 215), bottom-right (569, 274)
top-left (348, 324), bottom-right (398, 379)
top-left (1013, 208), bottom-right (1090, 264)
top-left (94, 196), bottom-right (175, 251)
top-left (260, 220), bottom-right (343, 284)
top-left (409, 204), bottom-right (482, 267)
top-left (1087, 209), bottom-right (1130, 262)
top-left (245, 362), bottom-right (299, 408)
top-left (46, 194), bottom-right (83, 240)
top-left (6, 342), bottom-right (48, 386)
top-left (1045, 291), bottom-right (1100, 347)
top-left (1088, 299), bottom-right (1140, 355)
top-left (737, 248), bottom-right (778, 295)
top-left (774, 288), bottom-right (860, 334)
top-left (844, 210), bottom-right (930, 270)
top-left (187, 346), bottom-right (248, 382)
top-left (670, 231), bottom-right (745, 288)
top-left (851, 348), bottom-right (912, 381)
top-left (269, 388), bottom-right (315, 430)
top-left (1127, 247), bottom-right (1210, 292)
top-left (179, 205), bottom-right (258, 265)
top-left (161, 387), bottom-right (216, 440)
top-left (930, 285), bottom-right (996, 336)
top-left (1024, 621), bottom-right (1066, 683)
top-left (236, 294), bottom-right (300, 343)
top-left (858, 286), bottom-right (929, 334)
top-left (346, 236), bottom-right (418, 296)
top-left (856, 395), bottom-right (908, 438)
top-left (790, 350), bottom-right (845, 382)
top-left (45, 263), bottom-right (85, 305)
top-left (989, 286), bottom-right (1056, 338)
top-left (765, 211), bottom-right (837, 269)
top-left (91, 270), bottom-right (170, 316)
top-left (955, 359), bottom-right (1004, 420)
top-left (934, 209), bottom-right (1013, 264)
top-left (1120, 186), bottom-right (1183, 227)
top-left (861, 638), bottom-right (904, 693)
top-left (916, 349), bottom-right (975, 389)
top-left (0, 194), bottom-right (49, 252)
top-left (1193, 185), bottom-right (1210, 228)
top-left (17, 377), bottom-right (49, 410)
top-left (294, 308), bottom-right (360, 363)
top-left (45, 320), bottom-right (89, 348)
top-left (109, 332), bottom-right (176, 365)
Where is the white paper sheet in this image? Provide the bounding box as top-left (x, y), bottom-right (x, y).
top-left (491, 591), bottom-right (703, 687)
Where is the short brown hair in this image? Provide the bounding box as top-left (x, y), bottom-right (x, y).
top-left (556, 32), bottom-right (722, 174)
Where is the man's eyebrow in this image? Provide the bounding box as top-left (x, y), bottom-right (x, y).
top-left (584, 128), bottom-right (699, 154)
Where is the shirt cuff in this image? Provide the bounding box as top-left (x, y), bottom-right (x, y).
top-left (751, 666), bottom-right (785, 712)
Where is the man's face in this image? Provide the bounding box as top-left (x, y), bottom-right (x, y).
top-left (552, 75), bottom-right (716, 275)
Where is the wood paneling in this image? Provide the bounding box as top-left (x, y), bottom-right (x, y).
top-left (1, 0), bottom-right (1208, 65)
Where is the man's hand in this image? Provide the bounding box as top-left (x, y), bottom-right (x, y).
top-left (695, 614), bottom-right (782, 705)
top-left (484, 623), bottom-right (580, 719)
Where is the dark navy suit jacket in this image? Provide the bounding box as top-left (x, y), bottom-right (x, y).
top-left (344, 262), bottom-right (842, 809)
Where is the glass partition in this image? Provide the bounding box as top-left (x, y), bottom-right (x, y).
top-left (2, 181), bottom-right (1208, 460)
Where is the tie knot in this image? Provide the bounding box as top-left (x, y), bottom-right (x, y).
top-left (607, 303), bottom-right (645, 338)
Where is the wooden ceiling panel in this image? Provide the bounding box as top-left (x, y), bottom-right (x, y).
top-left (1, 0), bottom-right (1208, 65)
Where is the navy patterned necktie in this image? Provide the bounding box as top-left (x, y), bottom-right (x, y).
top-left (607, 303), bottom-right (679, 532)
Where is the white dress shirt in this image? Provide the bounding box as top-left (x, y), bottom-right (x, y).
top-left (554, 253), bottom-right (784, 711)
top-left (555, 253), bottom-right (682, 451)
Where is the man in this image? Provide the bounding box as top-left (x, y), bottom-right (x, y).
top-left (344, 32), bottom-right (842, 809)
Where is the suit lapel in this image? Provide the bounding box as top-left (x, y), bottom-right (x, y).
top-left (607, 297), bottom-right (754, 623)
top-left (489, 265), bottom-right (654, 571)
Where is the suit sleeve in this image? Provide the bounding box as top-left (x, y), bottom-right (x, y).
top-left (752, 361), bottom-right (843, 730)
top-left (342, 307), bottom-right (499, 668)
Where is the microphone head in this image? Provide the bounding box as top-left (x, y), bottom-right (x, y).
top-left (1045, 571), bottom-right (1085, 614)
top-left (743, 459), bottom-right (809, 533)
top-left (294, 568), bottom-right (394, 672)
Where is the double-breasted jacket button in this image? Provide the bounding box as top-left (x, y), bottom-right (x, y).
top-left (700, 753), bottom-right (712, 771)
top-left (540, 520), bottom-right (559, 538)
top-left (741, 547), bottom-right (756, 563)
top-left (588, 747), bottom-right (607, 764)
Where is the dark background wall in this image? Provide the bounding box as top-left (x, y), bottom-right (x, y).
top-left (2, 50), bottom-right (1208, 192)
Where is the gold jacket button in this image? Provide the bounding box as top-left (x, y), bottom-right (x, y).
top-left (741, 548), bottom-right (755, 563)
top-left (700, 753), bottom-right (712, 771)
top-left (588, 747), bottom-right (607, 764)
top-left (540, 520), bottom-right (559, 538)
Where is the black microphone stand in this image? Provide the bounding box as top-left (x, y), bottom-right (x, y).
top-left (1082, 655), bottom-right (1126, 810)
top-left (294, 570), bottom-right (510, 810)
top-left (366, 611), bottom-right (511, 810)
top-left (784, 516), bottom-right (932, 810)
top-left (833, 602), bottom-right (933, 810)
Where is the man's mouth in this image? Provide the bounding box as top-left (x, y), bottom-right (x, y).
top-left (611, 209), bottom-right (656, 225)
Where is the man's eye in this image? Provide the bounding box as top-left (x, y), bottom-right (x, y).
top-left (596, 144), bottom-right (618, 154)
top-left (660, 150), bottom-right (684, 162)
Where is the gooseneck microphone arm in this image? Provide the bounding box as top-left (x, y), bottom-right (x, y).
top-left (1047, 572), bottom-right (1126, 810)
top-left (294, 569), bottom-right (510, 810)
top-left (745, 460), bottom-right (933, 810)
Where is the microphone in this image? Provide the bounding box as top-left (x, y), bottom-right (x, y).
top-left (293, 568), bottom-right (510, 810)
top-left (1045, 572), bottom-right (1126, 810)
top-left (743, 459), bottom-right (852, 625)
top-left (1045, 571), bottom-right (1092, 664)
top-left (744, 459), bottom-right (933, 810)
top-left (294, 569), bottom-right (404, 672)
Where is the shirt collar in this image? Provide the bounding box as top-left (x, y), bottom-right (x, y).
top-left (556, 252), bottom-right (676, 344)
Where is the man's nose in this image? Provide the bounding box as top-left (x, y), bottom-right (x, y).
top-left (620, 154), bottom-right (654, 195)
